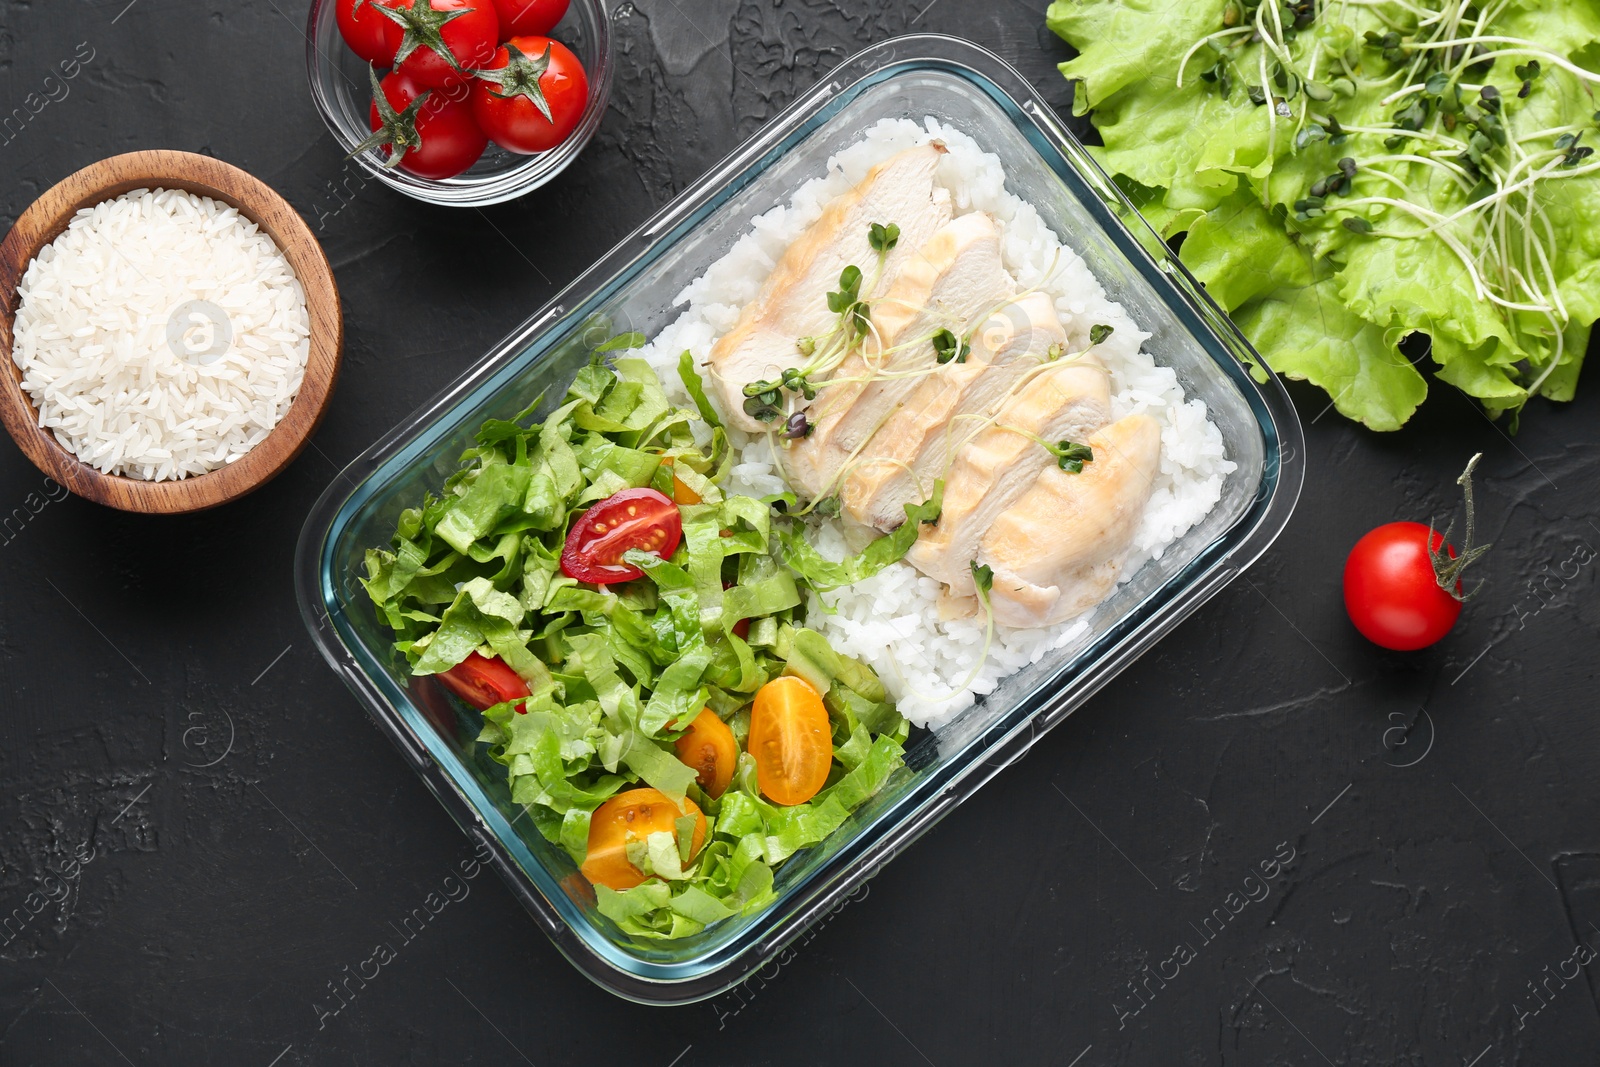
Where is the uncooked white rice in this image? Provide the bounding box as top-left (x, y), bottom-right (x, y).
top-left (11, 188), bottom-right (311, 482)
top-left (640, 118), bottom-right (1235, 728)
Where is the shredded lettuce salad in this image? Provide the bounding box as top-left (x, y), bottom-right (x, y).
top-left (1048, 0), bottom-right (1600, 430)
top-left (361, 353), bottom-right (917, 939)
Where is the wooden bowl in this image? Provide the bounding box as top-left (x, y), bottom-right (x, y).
top-left (0, 150), bottom-right (342, 514)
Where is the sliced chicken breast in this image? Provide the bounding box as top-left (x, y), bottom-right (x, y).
top-left (706, 145), bottom-right (953, 434)
top-left (978, 414), bottom-right (1162, 628)
top-left (840, 292), bottom-right (1068, 531)
top-left (903, 352), bottom-right (1111, 597)
top-left (784, 211), bottom-right (1013, 499)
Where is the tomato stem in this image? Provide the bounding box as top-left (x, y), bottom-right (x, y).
top-left (348, 65), bottom-right (430, 170)
top-left (371, 0), bottom-right (471, 73)
top-left (473, 43), bottom-right (554, 122)
top-left (1430, 452), bottom-right (1491, 601)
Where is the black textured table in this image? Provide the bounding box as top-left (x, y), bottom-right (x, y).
top-left (3, 2), bottom-right (1598, 1064)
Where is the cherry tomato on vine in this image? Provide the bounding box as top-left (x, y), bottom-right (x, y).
top-left (435, 651), bottom-right (531, 710)
top-left (490, 0), bottom-right (569, 36)
top-left (1343, 454), bottom-right (1490, 652)
top-left (363, 68), bottom-right (488, 180)
top-left (560, 488), bottom-right (682, 585)
top-left (372, 0), bottom-right (500, 90)
top-left (470, 36), bottom-right (589, 155)
top-left (336, 0), bottom-right (402, 63)
top-left (748, 676), bottom-right (832, 806)
top-left (1343, 522), bottom-right (1463, 650)
top-left (581, 789), bottom-right (706, 891)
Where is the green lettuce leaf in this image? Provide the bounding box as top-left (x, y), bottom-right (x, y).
top-left (1231, 271), bottom-right (1427, 431)
top-left (779, 481), bottom-right (943, 591)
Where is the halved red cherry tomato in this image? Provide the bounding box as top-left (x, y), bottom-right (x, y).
top-left (469, 36), bottom-right (588, 155)
top-left (336, 0), bottom-right (402, 63)
top-left (581, 788), bottom-right (706, 891)
top-left (561, 488), bottom-right (682, 585)
top-left (490, 0), bottom-right (569, 35)
top-left (748, 676), bottom-right (832, 806)
top-left (673, 709), bottom-right (738, 798)
top-left (435, 651), bottom-right (531, 710)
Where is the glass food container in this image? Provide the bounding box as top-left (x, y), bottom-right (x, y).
top-left (303, 0), bottom-right (613, 207)
top-left (296, 34), bottom-right (1305, 1004)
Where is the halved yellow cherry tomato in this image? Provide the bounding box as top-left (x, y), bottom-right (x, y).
top-left (747, 676), bottom-right (832, 806)
top-left (580, 788), bottom-right (706, 891)
top-left (673, 708), bottom-right (738, 798)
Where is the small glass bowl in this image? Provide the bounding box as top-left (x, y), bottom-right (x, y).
top-left (303, 0), bottom-right (613, 207)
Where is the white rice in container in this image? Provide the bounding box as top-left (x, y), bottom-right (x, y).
top-left (637, 118), bottom-right (1236, 728)
top-left (10, 188), bottom-right (311, 483)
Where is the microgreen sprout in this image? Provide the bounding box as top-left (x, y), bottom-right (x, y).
top-left (780, 367), bottom-right (817, 400)
top-left (1559, 133), bottom-right (1593, 168)
top-left (1051, 441), bottom-right (1095, 473)
top-left (1089, 323), bottom-right (1115, 345)
top-left (741, 379), bottom-right (783, 423)
top-left (994, 423), bottom-right (1097, 472)
top-left (826, 264), bottom-right (870, 337)
top-left (932, 328), bottom-right (970, 365)
top-left (970, 560), bottom-right (994, 597)
top-left (827, 265), bottom-right (862, 315)
top-left (778, 220), bottom-right (911, 403)
top-left (1515, 59), bottom-right (1542, 97)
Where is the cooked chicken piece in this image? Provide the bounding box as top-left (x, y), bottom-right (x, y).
top-left (978, 414), bottom-right (1162, 628)
top-left (707, 145), bottom-right (953, 434)
top-left (784, 211), bottom-right (1013, 499)
top-left (903, 353), bottom-right (1111, 597)
top-left (839, 292), bottom-right (1067, 531)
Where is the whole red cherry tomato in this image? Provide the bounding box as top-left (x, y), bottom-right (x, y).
top-left (560, 488), bottom-right (682, 585)
top-left (371, 0), bottom-right (500, 90)
top-left (363, 67), bottom-right (488, 180)
top-left (336, 0), bottom-right (402, 63)
top-left (490, 0), bottom-right (569, 35)
top-left (470, 36), bottom-right (589, 155)
top-left (1343, 522), bottom-right (1463, 651)
top-left (436, 651), bottom-right (531, 710)
top-left (1343, 455), bottom-right (1490, 652)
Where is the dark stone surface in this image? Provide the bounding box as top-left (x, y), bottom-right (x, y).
top-left (1, 1), bottom-right (1597, 1064)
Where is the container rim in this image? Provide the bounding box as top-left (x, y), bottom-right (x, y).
top-left (295, 32), bottom-right (1305, 1004)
